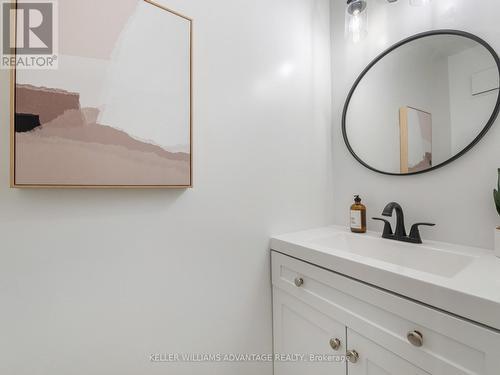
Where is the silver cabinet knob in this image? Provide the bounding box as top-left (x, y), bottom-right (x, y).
top-left (329, 338), bottom-right (342, 351)
top-left (407, 330), bottom-right (424, 347)
top-left (346, 350), bottom-right (359, 364)
top-left (294, 277), bottom-right (304, 287)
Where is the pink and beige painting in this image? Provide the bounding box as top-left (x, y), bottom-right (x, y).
top-left (406, 107), bottom-right (432, 173)
top-left (400, 106), bottom-right (433, 174)
top-left (13, 0), bottom-right (192, 187)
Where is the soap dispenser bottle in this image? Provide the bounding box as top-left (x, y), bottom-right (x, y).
top-left (350, 195), bottom-right (367, 233)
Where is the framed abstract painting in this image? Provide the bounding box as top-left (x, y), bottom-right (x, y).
top-left (399, 106), bottom-right (432, 174)
top-left (10, 0), bottom-right (192, 188)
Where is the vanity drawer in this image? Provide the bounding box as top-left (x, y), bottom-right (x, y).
top-left (271, 251), bottom-right (500, 375)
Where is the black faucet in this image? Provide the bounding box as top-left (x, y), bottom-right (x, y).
top-left (373, 202), bottom-right (435, 244)
top-left (382, 202), bottom-right (407, 238)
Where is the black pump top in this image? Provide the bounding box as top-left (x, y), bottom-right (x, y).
top-left (354, 195), bottom-right (362, 203)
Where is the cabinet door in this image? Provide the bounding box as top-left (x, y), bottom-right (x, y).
top-left (273, 287), bottom-right (347, 375)
top-left (347, 328), bottom-right (430, 375)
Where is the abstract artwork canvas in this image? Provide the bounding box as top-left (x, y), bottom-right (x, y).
top-left (399, 106), bottom-right (432, 174)
top-left (11, 0), bottom-right (192, 188)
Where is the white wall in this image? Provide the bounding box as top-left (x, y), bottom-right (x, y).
top-left (448, 45), bottom-right (499, 153)
top-left (331, 0), bottom-right (500, 250)
top-left (0, 1), bottom-right (333, 374)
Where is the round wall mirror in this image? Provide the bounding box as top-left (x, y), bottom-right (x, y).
top-left (342, 30), bottom-right (500, 175)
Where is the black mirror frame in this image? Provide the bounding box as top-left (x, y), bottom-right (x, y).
top-left (342, 29), bottom-right (500, 176)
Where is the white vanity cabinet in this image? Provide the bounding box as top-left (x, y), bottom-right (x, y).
top-left (345, 329), bottom-right (430, 375)
top-left (272, 251), bottom-right (500, 375)
top-left (273, 286), bottom-right (347, 375)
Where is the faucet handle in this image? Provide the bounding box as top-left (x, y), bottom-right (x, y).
top-left (409, 223), bottom-right (436, 244)
top-left (372, 218), bottom-right (393, 238)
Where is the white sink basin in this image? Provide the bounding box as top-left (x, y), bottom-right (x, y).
top-left (311, 233), bottom-right (475, 277)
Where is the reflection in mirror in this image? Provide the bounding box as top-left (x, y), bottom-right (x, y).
top-left (400, 107), bottom-right (432, 173)
top-left (343, 31), bottom-right (500, 175)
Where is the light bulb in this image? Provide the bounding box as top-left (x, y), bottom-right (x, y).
top-left (349, 14), bottom-right (363, 43)
top-left (410, 0), bottom-right (431, 6)
top-left (345, 0), bottom-right (367, 43)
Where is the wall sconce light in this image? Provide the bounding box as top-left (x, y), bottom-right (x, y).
top-left (346, 0), bottom-right (430, 43)
top-left (345, 0), bottom-right (368, 43)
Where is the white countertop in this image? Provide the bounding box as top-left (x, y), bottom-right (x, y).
top-left (271, 226), bottom-right (500, 331)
